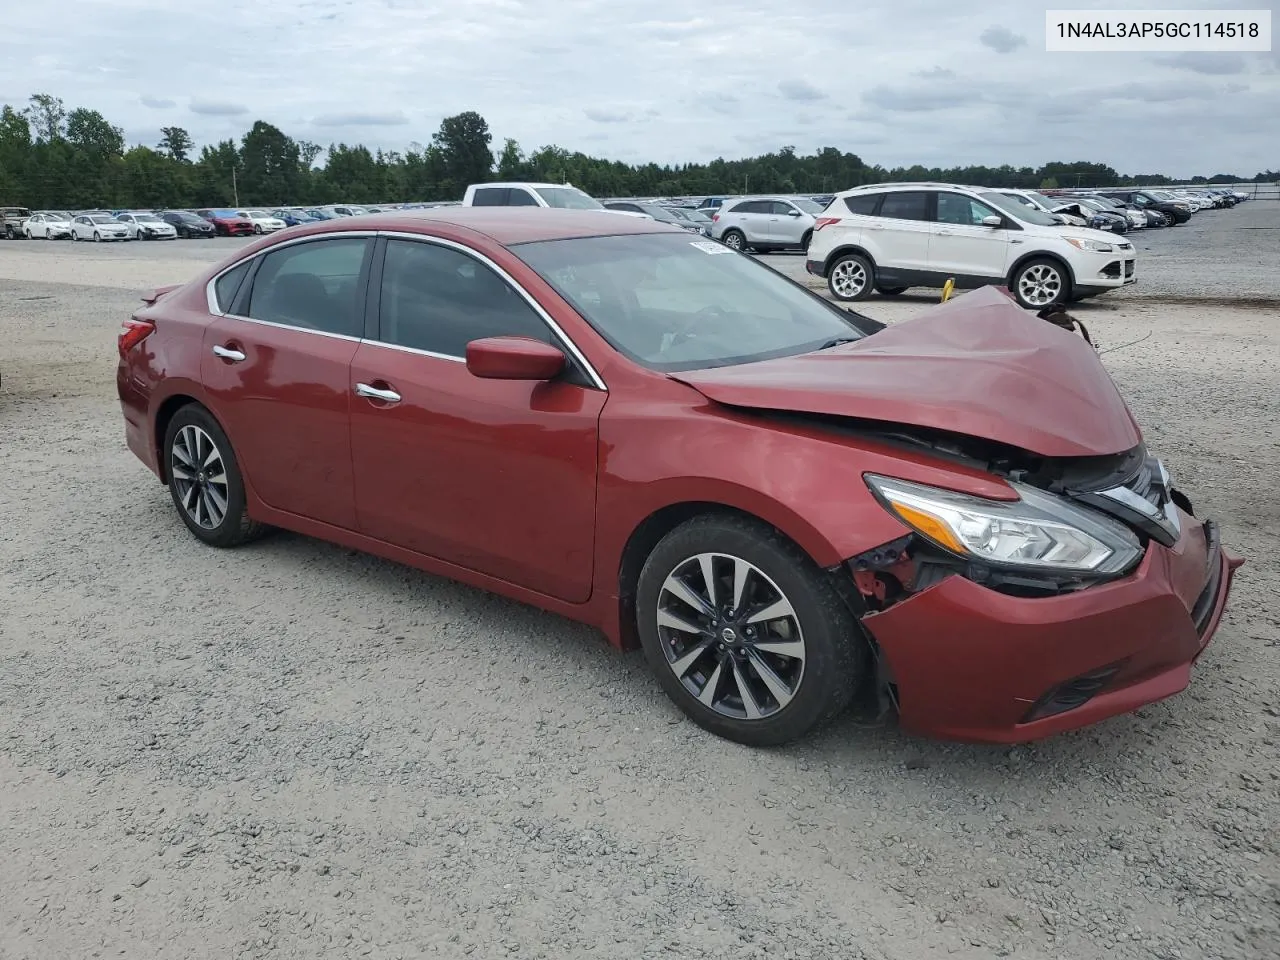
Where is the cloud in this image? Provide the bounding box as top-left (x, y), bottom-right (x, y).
top-left (777, 79), bottom-right (826, 102)
top-left (1157, 52), bottom-right (1248, 76)
top-left (863, 84), bottom-right (974, 112)
top-left (914, 67), bottom-right (955, 79)
top-left (979, 25), bottom-right (1026, 53)
top-left (312, 110), bottom-right (409, 126)
top-left (140, 95), bottom-right (175, 109)
top-left (189, 99), bottom-right (249, 116)
top-left (583, 107), bottom-right (631, 123)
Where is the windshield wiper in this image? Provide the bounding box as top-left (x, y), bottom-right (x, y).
top-left (819, 337), bottom-right (859, 350)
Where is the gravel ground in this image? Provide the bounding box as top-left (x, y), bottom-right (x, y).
top-left (0, 210), bottom-right (1277, 960)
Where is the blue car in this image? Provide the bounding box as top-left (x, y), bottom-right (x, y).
top-left (272, 208), bottom-right (319, 227)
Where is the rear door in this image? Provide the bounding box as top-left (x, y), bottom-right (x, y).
top-left (870, 191), bottom-right (933, 273)
top-left (200, 235), bottom-right (374, 530)
top-left (348, 236), bottom-right (605, 602)
top-left (928, 191), bottom-right (1011, 280)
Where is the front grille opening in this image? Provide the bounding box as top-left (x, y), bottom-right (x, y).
top-left (1101, 260), bottom-right (1122, 279)
top-left (1023, 661), bottom-right (1127, 722)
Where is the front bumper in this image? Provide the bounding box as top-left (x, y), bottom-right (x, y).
top-left (862, 509), bottom-right (1242, 743)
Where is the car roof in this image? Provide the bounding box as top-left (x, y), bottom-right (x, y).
top-left (294, 208), bottom-right (678, 245)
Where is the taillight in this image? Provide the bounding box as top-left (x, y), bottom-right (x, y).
top-left (118, 318), bottom-right (155, 357)
top-left (711, 213), bottom-right (719, 222)
top-left (814, 217), bottom-right (842, 232)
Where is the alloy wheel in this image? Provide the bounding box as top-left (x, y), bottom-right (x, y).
top-left (170, 424), bottom-right (230, 530)
top-left (831, 258), bottom-right (867, 299)
top-left (1018, 264), bottom-right (1063, 307)
top-left (656, 552), bottom-right (806, 720)
top-left (722, 231), bottom-right (744, 250)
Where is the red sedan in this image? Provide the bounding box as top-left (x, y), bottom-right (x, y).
top-left (195, 208), bottom-right (255, 237)
top-left (116, 209), bottom-right (1241, 746)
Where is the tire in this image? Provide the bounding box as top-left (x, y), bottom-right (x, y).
top-left (827, 252), bottom-right (874, 301)
top-left (1011, 257), bottom-right (1070, 310)
top-left (875, 286), bottom-right (908, 296)
top-left (720, 229), bottom-right (746, 251)
top-left (163, 404), bottom-right (267, 548)
top-left (636, 514), bottom-right (867, 747)
top-left (3, 225), bottom-right (14, 239)
top-left (93, 231), bottom-right (101, 242)
top-left (23, 228), bottom-right (31, 239)
top-left (800, 229), bottom-right (813, 252)
top-left (253, 224), bottom-right (263, 234)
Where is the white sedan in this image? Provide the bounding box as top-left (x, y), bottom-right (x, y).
top-left (236, 209), bottom-right (287, 234)
top-left (71, 214), bottom-right (131, 242)
top-left (116, 212), bottom-right (178, 240)
top-left (23, 212), bottom-right (73, 239)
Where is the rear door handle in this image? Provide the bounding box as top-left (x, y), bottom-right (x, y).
top-left (355, 382), bottom-right (402, 404)
top-left (935, 229), bottom-right (954, 236)
top-left (212, 344), bottom-right (246, 362)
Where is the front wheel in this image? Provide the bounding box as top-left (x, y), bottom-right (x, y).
top-left (800, 229), bottom-right (813, 251)
top-left (93, 231), bottom-right (101, 242)
top-left (1011, 258), bottom-right (1070, 310)
top-left (827, 252), bottom-right (873, 301)
top-left (720, 229), bottom-right (746, 251)
top-left (253, 224), bottom-right (263, 234)
top-left (4, 225), bottom-right (14, 240)
top-left (163, 405), bottom-right (267, 548)
top-left (875, 286), bottom-right (907, 296)
top-left (636, 514), bottom-right (867, 747)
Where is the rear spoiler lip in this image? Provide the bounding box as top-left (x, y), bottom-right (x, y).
top-left (140, 283), bottom-right (181, 305)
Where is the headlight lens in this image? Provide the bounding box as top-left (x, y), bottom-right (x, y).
top-left (865, 476), bottom-right (1142, 575)
top-left (1064, 237), bottom-right (1114, 252)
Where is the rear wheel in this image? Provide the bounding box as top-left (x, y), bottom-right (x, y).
top-left (163, 404), bottom-right (267, 548)
top-left (636, 514), bottom-right (867, 747)
top-left (1011, 258), bottom-right (1069, 310)
top-left (828, 253), bottom-right (873, 301)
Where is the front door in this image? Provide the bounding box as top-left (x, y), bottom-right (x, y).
top-left (928, 192), bottom-right (1011, 281)
top-left (350, 237), bottom-right (605, 603)
top-left (200, 236), bottom-right (373, 530)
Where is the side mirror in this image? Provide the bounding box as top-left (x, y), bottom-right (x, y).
top-left (466, 336), bottom-right (565, 381)
top-left (787, 209), bottom-right (802, 217)
top-left (981, 215), bottom-right (1003, 228)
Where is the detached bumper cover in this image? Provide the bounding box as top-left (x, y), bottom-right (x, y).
top-left (862, 509), bottom-right (1241, 743)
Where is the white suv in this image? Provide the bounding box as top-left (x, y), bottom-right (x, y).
top-left (708, 196), bottom-right (823, 252)
top-left (805, 183), bottom-right (1136, 309)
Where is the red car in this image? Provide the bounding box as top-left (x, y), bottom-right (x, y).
top-left (195, 208), bottom-right (255, 237)
top-left (116, 210), bottom-right (1242, 747)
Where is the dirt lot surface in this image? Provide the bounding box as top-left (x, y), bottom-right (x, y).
top-left (1, 205), bottom-right (1277, 960)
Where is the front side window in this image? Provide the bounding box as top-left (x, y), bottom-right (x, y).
top-left (533, 187), bottom-right (601, 210)
top-left (878, 192), bottom-right (930, 221)
top-left (936, 193), bottom-right (999, 226)
top-left (377, 239), bottom-right (551, 357)
top-left (245, 238), bottom-right (370, 336)
top-left (514, 233), bottom-right (868, 373)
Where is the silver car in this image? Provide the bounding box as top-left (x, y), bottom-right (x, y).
top-left (708, 196), bottom-right (824, 252)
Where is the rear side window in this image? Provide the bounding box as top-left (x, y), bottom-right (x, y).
top-left (213, 261), bottom-right (252, 312)
top-left (728, 200), bottom-right (767, 214)
top-left (377, 239), bottom-right (551, 357)
top-left (470, 187), bottom-right (510, 206)
top-left (843, 194), bottom-right (882, 215)
top-left (245, 238), bottom-right (370, 336)
top-left (507, 188), bottom-right (540, 207)
top-left (879, 192), bottom-right (930, 221)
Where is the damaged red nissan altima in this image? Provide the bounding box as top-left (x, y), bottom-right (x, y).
top-left (116, 209), bottom-right (1242, 747)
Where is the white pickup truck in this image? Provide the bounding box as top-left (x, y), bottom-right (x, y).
top-left (461, 182), bottom-right (645, 217)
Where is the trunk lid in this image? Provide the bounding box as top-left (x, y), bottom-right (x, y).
top-left (672, 286), bottom-right (1141, 458)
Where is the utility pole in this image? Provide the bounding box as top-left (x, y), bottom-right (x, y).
top-left (232, 166), bottom-right (240, 206)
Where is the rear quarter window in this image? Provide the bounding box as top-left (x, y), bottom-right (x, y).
top-left (213, 261), bottom-right (252, 312)
top-left (843, 194), bottom-right (882, 215)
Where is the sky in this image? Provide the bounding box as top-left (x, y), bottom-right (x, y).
top-left (2, 0), bottom-right (1277, 176)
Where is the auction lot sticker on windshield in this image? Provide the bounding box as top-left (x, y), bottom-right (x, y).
top-left (690, 240), bottom-right (734, 254)
top-left (1046, 9), bottom-right (1271, 51)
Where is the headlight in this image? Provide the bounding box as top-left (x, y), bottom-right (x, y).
top-left (1064, 237), bottom-right (1114, 252)
top-left (865, 475), bottom-right (1142, 575)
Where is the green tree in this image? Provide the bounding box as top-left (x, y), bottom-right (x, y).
top-left (432, 111), bottom-right (493, 194)
top-left (158, 126), bottom-right (194, 162)
top-left (496, 138), bottom-right (526, 180)
top-left (1039, 177), bottom-right (1059, 189)
top-left (239, 120), bottom-right (301, 204)
top-left (24, 93), bottom-right (66, 142)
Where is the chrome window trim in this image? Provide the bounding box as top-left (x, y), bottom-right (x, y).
top-left (203, 229), bottom-right (378, 316)
top-left (377, 230), bottom-right (607, 391)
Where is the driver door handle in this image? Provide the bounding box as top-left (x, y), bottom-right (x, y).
top-left (355, 382), bottom-right (402, 404)
top-left (212, 344), bottom-right (246, 362)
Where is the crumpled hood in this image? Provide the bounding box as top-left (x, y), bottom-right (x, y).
top-left (672, 285), bottom-right (1142, 458)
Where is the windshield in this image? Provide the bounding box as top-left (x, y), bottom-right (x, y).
top-left (681, 209), bottom-right (711, 222)
top-left (513, 233), bottom-right (867, 372)
top-left (212, 209), bottom-right (240, 218)
top-left (90, 216), bottom-right (118, 224)
top-left (980, 191), bottom-right (1058, 226)
top-left (790, 198), bottom-right (824, 214)
top-left (46, 211), bottom-right (71, 221)
top-left (533, 187), bottom-right (604, 210)
top-left (637, 205), bottom-right (683, 223)
top-left (1023, 191), bottom-right (1058, 210)
top-left (134, 214), bottom-right (163, 223)
top-left (246, 209), bottom-right (269, 218)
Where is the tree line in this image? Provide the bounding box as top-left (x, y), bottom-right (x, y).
top-left (1, 93), bottom-right (1274, 210)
